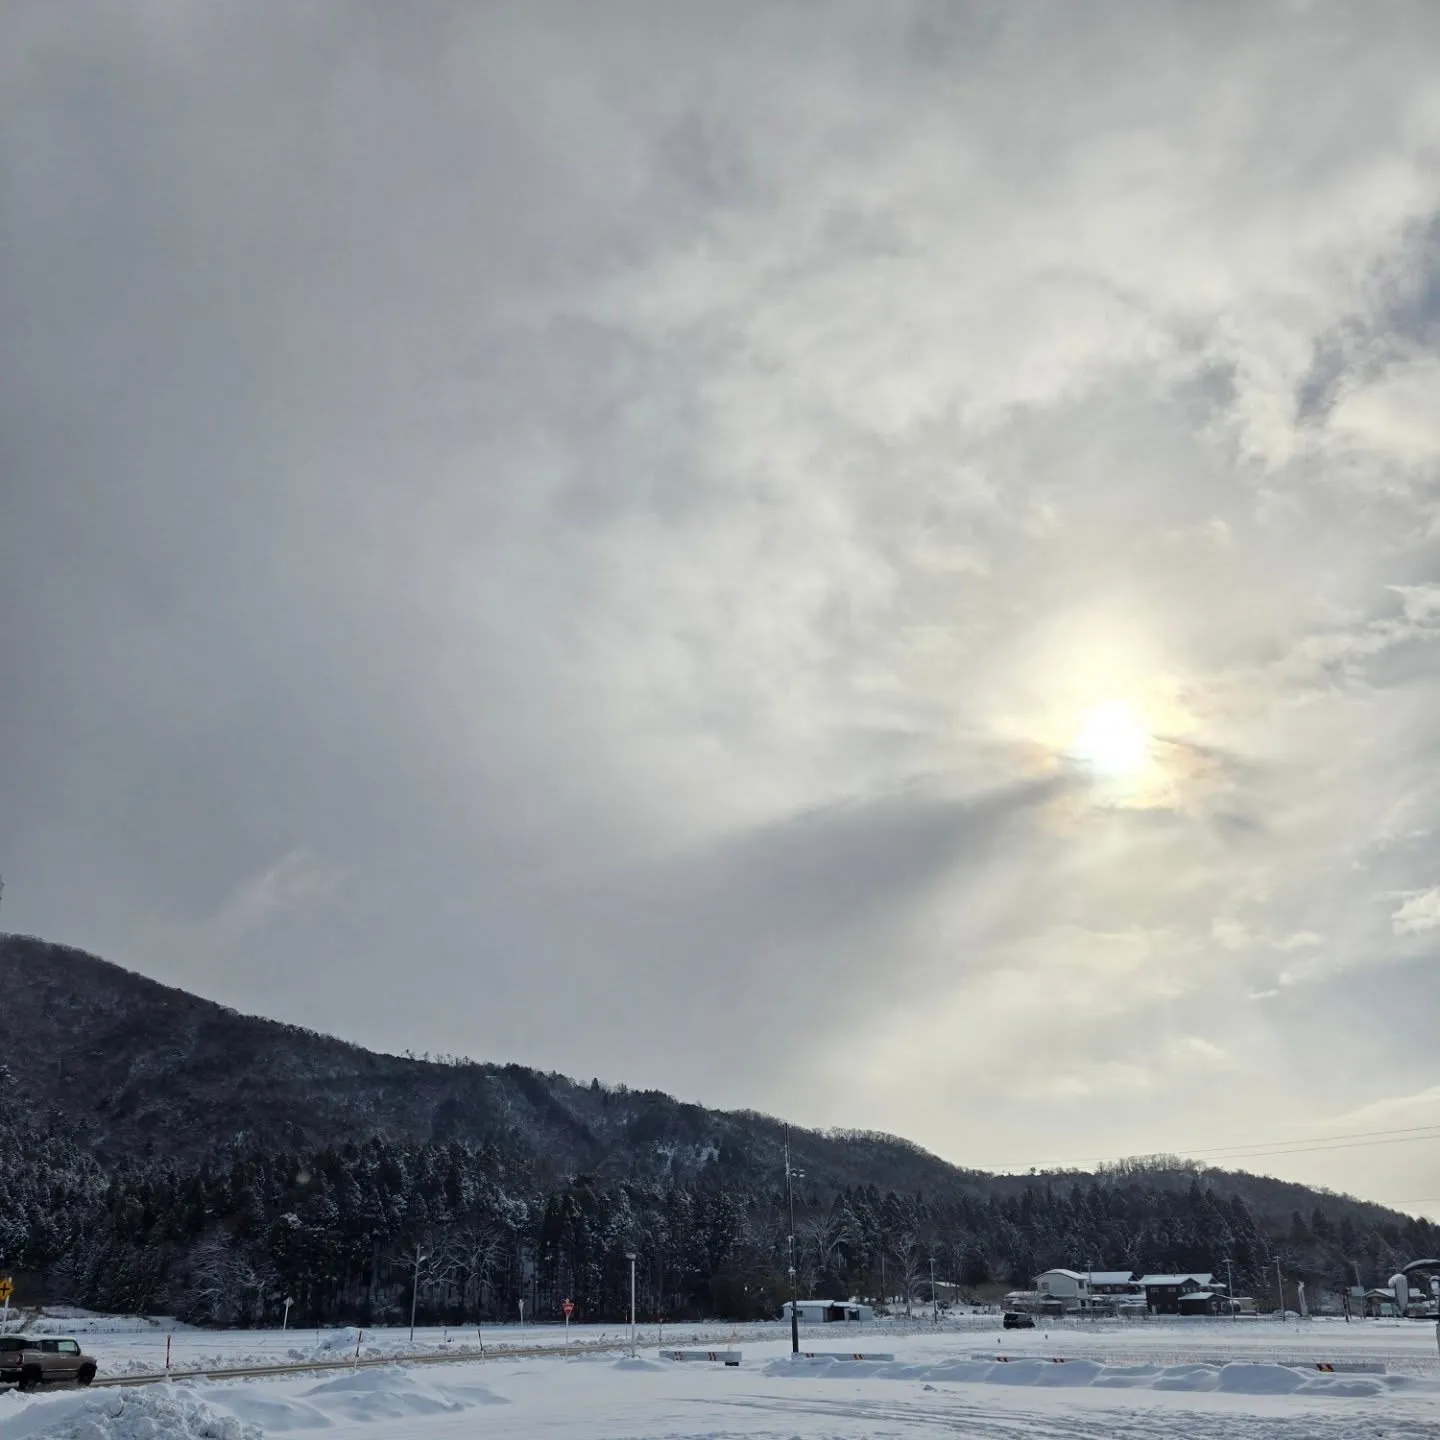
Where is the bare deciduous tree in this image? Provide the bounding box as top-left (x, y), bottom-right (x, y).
top-left (890, 1231), bottom-right (922, 1317)
top-left (456, 1224), bottom-right (506, 1318)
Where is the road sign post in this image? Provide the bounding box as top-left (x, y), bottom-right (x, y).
top-left (563, 1298), bottom-right (574, 1355)
top-left (0, 1275), bottom-right (13, 1329)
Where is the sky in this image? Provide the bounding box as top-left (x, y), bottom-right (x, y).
top-left (3, 1), bottom-right (1440, 1222)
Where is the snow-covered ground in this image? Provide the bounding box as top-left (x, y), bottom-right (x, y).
top-left (4, 1316), bottom-right (1439, 1439)
top-left (1, 1309), bottom-right (768, 1376)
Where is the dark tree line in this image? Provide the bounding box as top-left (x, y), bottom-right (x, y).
top-left (1, 1071), bottom-right (1432, 1327)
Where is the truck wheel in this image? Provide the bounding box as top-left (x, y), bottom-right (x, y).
top-left (77, 1364), bottom-right (96, 1386)
top-left (19, 1367), bottom-right (42, 1391)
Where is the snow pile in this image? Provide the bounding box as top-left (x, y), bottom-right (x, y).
top-left (25, 1311), bottom-right (188, 1335)
top-left (217, 1366), bottom-right (509, 1432)
top-left (293, 1367), bottom-right (471, 1422)
top-left (101, 1358), bottom-right (169, 1377)
top-left (308, 1326), bottom-right (364, 1355)
top-left (0, 1385), bottom-right (260, 1440)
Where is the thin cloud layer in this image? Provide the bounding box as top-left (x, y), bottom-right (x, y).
top-left (2, 2), bottom-right (1439, 1217)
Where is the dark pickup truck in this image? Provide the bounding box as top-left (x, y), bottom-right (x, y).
top-left (0, 1334), bottom-right (98, 1389)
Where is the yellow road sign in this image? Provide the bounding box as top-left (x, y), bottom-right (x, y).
top-left (0, 1278), bottom-right (13, 1302)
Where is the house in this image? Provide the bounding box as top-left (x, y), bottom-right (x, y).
top-left (1033, 1269), bottom-right (1093, 1311)
top-left (782, 1299), bottom-right (875, 1323)
top-left (1136, 1273), bottom-right (1218, 1315)
top-left (1088, 1270), bottom-right (1145, 1298)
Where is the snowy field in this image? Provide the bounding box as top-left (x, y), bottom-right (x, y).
top-left (4, 1315), bottom-right (1440, 1440)
top-left (1, 1309), bottom-right (773, 1375)
top-left (10, 1307), bottom-right (1439, 1379)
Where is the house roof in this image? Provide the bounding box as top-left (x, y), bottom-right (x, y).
top-left (1137, 1273), bottom-right (1215, 1287)
top-left (1179, 1291), bottom-right (1218, 1301)
top-left (1088, 1271), bottom-right (1140, 1286)
top-left (1036, 1268), bottom-right (1088, 1281)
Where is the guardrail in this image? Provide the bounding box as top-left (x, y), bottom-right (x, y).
top-left (90, 1338), bottom-right (635, 1388)
top-left (85, 1328), bottom-right (746, 1389)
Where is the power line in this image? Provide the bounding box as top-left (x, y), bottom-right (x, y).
top-left (1178, 1123), bottom-right (1440, 1157)
top-left (977, 1121), bottom-right (1440, 1174)
top-left (1198, 1131), bottom-right (1440, 1161)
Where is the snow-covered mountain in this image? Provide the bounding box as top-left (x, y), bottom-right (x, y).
top-left (0, 934), bottom-right (962, 1191)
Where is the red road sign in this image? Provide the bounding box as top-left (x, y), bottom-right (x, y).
top-left (562, 1299), bottom-right (574, 1318)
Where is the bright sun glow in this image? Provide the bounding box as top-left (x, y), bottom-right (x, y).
top-left (1073, 701), bottom-right (1151, 777)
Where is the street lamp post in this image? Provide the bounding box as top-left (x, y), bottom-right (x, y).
top-left (410, 1252), bottom-right (426, 1345)
top-left (626, 1252), bottom-right (637, 1358)
top-left (785, 1126), bottom-right (801, 1355)
top-left (282, 1297), bottom-right (294, 1332)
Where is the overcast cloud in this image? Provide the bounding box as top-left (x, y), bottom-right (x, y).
top-left (3, 1), bottom-right (1439, 1218)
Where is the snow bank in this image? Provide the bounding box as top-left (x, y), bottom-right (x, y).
top-left (293, 1366), bottom-right (471, 1422)
top-left (4, 1367), bottom-right (514, 1440)
top-left (0, 1386), bottom-right (259, 1440)
top-left (769, 1354), bottom-right (1436, 1399)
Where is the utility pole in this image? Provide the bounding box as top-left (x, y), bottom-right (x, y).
top-left (410, 1250), bottom-right (426, 1345)
top-left (626, 1251), bottom-right (637, 1358)
top-left (1225, 1259), bottom-right (1236, 1322)
top-left (1275, 1259), bottom-right (1284, 1319)
top-left (785, 1125), bottom-right (800, 1355)
top-left (929, 1257), bottom-right (938, 1324)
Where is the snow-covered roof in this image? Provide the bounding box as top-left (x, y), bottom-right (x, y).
top-left (1137, 1273), bottom-right (1214, 1287)
top-left (1036, 1268), bottom-right (1088, 1281)
top-left (1180, 1291), bottom-right (1218, 1300)
top-left (1088, 1271), bottom-right (1141, 1285)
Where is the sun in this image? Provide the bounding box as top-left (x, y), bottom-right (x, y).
top-left (1072, 701), bottom-right (1151, 777)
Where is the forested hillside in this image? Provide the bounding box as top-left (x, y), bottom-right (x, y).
top-left (0, 935), bottom-right (976, 1194)
top-left (0, 935), bottom-right (1433, 1327)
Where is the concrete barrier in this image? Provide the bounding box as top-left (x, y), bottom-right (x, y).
top-left (661, 1349), bottom-right (741, 1367)
top-left (795, 1352), bottom-right (895, 1361)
